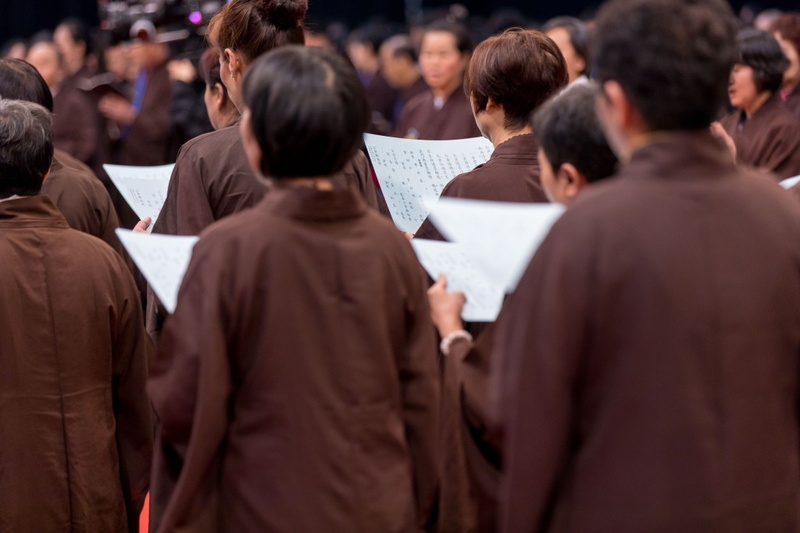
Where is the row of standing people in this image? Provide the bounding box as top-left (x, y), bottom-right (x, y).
top-left (5, 1), bottom-right (800, 532)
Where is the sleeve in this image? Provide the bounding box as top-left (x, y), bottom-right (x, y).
top-left (110, 255), bottom-right (155, 532)
top-left (343, 150), bottom-right (380, 210)
top-left (152, 146), bottom-right (216, 236)
top-left (758, 123), bottom-right (800, 180)
top-left (398, 248), bottom-right (441, 529)
top-left (492, 219), bottom-right (592, 533)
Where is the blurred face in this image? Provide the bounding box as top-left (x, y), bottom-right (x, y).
top-left (774, 31), bottom-right (800, 86)
top-left (379, 46), bottom-right (403, 87)
top-left (419, 31), bottom-right (467, 95)
top-left (728, 63), bottom-right (760, 111)
top-left (104, 44), bottom-right (132, 81)
top-left (53, 26), bottom-right (85, 75)
top-left (27, 43), bottom-right (63, 89)
top-left (546, 27), bottom-right (585, 84)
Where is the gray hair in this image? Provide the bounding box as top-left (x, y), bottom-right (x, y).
top-left (0, 98), bottom-right (53, 197)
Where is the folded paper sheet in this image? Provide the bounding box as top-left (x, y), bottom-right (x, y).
top-left (104, 163), bottom-right (174, 224)
top-left (411, 239), bottom-right (505, 322)
top-left (115, 229), bottom-right (198, 313)
top-left (364, 134), bottom-right (493, 233)
top-left (428, 198), bottom-right (565, 293)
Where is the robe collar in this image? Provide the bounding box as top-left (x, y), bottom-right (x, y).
top-left (261, 185), bottom-right (368, 222)
top-left (0, 195), bottom-right (69, 229)
top-left (623, 130), bottom-right (736, 182)
top-left (488, 133), bottom-right (538, 164)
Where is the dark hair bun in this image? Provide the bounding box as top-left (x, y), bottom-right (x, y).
top-left (265, 0), bottom-right (308, 30)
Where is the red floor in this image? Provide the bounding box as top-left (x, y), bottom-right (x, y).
top-left (139, 493), bottom-right (149, 532)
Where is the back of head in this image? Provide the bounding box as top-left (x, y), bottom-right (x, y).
top-left (736, 28), bottom-right (789, 93)
top-left (592, 0), bottom-right (738, 131)
top-left (0, 99), bottom-right (53, 198)
top-left (199, 47), bottom-right (224, 90)
top-left (533, 82), bottom-right (619, 183)
top-left (465, 28), bottom-right (568, 130)
top-left (57, 17), bottom-right (90, 48)
top-left (242, 45), bottom-right (369, 178)
top-left (0, 58), bottom-right (54, 111)
top-left (209, 0), bottom-right (307, 65)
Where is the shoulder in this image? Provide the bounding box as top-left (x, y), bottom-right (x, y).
top-left (178, 125), bottom-right (240, 156)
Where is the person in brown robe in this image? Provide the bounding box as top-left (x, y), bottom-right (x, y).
top-left (770, 13), bottom-right (800, 118)
top-left (0, 98), bottom-right (152, 533)
top-left (718, 29), bottom-right (800, 180)
top-left (425, 80), bottom-right (619, 533)
top-left (0, 58), bottom-right (127, 259)
top-left (393, 21), bottom-right (481, 140)
top-left (149, 44), bottom-right (439, 533)
top-left (144, 0), bottom-right (377, 338)
top-left (414, 29), bottom-right (567, 239)
top-left (379, 34), bottom-right (430, 129)
top-left (498, 1), bottom-right (800, 530)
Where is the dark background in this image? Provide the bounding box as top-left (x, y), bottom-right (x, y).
top-left (1, 0), bottom-right (796, 44)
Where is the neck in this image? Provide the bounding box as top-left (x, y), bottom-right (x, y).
top-left (490, 126), bottom-right (532, 148)
top-left (743, 91), bottom-right (772, 118)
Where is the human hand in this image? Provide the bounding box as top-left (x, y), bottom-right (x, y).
top-left (710, 121), bottom-right (736, 162)
top-left (133, 217), bottom-right (152, 233)
top-left (427, 274), bottom-right (466, 337)
top-left (99, 95), bottom-right (137, 125)
top-left (168, 58), bottom-right (197, 83)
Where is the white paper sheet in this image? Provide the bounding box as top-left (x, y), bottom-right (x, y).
top-left (104, 164), bottom-right (174, 224)
top-left (411, 239), bottom-right (505, 322)
top-left (780, 175), bottom-right (800, 190)
top-left (115, 229), bottom-right (198, 314)
top-left (428, 198), bottom-right (565, 292)
top-left (364, 134), bottom-right (493, 233)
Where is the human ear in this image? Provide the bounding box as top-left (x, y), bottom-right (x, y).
top-left (558, 163), bottom-right (589, 201)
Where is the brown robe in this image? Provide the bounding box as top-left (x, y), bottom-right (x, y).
top-left (153, 124), bottom-right (379, 236)
top-left (148, 186), bottom-right (439, 532)
top-left (497, 131), bottom-right (800, 532)
top-left (438, 326), bottom-right (501, 533)
top-left (0, 195), bottom-right (153, 532)
top-left (44, 149), bottom-right (127, 261)
top-left (118, 61), bottom-right (173, 167)
top-left (719, 93), bottom-right (800, 180)
top-left (53, 73), bottom-right (104, 172)
top-left (393, 86), bottom-right (481, 140)
top-left (416, 133), bottom-right (548, 240)
top-left (783, 83), bottom-right (800, 119)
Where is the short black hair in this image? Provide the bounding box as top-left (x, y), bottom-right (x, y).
top-left (57, 17), bottom-right (90, 50)
top-left (0, 99), bottom-right (53, 197)
top-left (424, 20), bottom-right (473, 55)
top-left (533, 82), bottom-right (618, 183)
top-left (592, 0), bottom-right (738, 131)
top-left (541, 16), bottom-right (589, 74)
top-left (241, 45), bottom-right (369, 179)
top-left (736, 28), bottom-right (789, 93)
top-left (0, 58), bottom-right (54, 111)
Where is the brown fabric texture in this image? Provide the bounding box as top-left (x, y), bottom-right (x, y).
top-left (148, 186), bottom-right (439, 533)
top-left (496, 131), bottom-right (800, 532)
top-left (0, 196), bottom-right (153, 532)
top-left (719, 93), bottom-right (800, 180)
top-left (416, 133), bottom-right (548, 240)
top-left (394, 87), bottom-right (481, 140)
